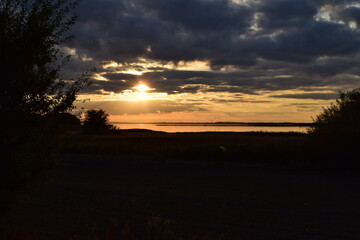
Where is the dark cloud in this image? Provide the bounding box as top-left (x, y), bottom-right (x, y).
top-left (81, 79), bottom-right (131, 94)
top-left (77, 100), bottom-right (206, 115)
top-left (210, 98), bottom-right (271, 103)
top-left (64, 0), bottom-right (360, 95)
top-left (80, 66), bottom-right (360, 96)
top-left (259, 0), bottom-right (318, 30)
top-left (339, 6), bottom-right (360, 25)
top-left (271, 21), bottom-right (360, 62)
top-left (134, 0), bottom-right (253, 32)
top-left (271, 92), bottom-right (338, 100)
top-left (102, 73), bottom-right (138, 81)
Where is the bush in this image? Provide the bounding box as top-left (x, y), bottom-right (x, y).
top-left (308, 88), bottom-right (360, 136)
top-left (51, 113), bottom-right (82, 132)
top-left (308, 88), bottom-right (360, 166)
top-left (83, 109), bottom-right (114, 133)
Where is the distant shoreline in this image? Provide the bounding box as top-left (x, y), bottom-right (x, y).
top-left (111, 122), bottom-right (313, 127)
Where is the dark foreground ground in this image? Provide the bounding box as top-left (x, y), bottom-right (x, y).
top-left (4, 132), bottom-right (360, 239)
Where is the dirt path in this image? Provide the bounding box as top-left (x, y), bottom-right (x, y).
top-left (10, 154), bottom-right (360, 239)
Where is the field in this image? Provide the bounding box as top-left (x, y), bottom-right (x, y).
top-left (63, 131), bottom-right (310, 165)
top-left (3, 131), bottom-right (360, 239)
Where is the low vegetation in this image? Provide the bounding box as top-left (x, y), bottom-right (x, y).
top-left (83, 109), bottom-right (115, 133)
top-left (62, 131), bottom-right (316, 168)
top-left (62, 88), bottom-right (360, 171)
top-left (308, 88), bottom-right (360, 166)
top-left (308, 88), bottom-right (360, 136)
top-left (1, 216), bottom-right (226, 240)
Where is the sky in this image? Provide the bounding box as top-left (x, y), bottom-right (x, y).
top-left (64, 0), bottom-right (360, 123)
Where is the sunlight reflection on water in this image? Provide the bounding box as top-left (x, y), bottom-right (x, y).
top-left (112, 123), bottom-right (308, 133)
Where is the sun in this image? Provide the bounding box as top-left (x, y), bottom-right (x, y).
top-left (134, 83), bottom-right (152, 92)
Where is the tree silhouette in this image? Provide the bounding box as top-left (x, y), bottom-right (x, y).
top-left (0, 0), bottom-right (92, 115)
top-left (0, 0), bottom-right (91, 214)
top-left (83, 109), bottom-right (113, 133)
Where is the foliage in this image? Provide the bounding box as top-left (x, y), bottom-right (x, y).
top-left (51, 112), bottom-right (81, 131)
top-left (308, 88), bottom-right (360, 136)
top-left (0, 0), bottom-right (93, 115)
top-left (308, 88), bottom-right (360, 165)
top-left (0, 0), bottom-right (91, 214)
top-left (83, 109), bottom-right (113, 133)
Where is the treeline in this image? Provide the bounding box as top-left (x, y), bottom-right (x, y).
top-left (156, 122), bottom-right (313, 126)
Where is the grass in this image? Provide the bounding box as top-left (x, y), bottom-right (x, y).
top-left (61, 130), bottom-right (324, 170)
top-left (1, 216), bottom-right (226, 240)
top-left (60, 129), bottom-right (360, 172)
top-left (3, 130), bottom-right (360, 239)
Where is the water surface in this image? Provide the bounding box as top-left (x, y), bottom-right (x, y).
top-left (112, 123), bottom-right (308, 133)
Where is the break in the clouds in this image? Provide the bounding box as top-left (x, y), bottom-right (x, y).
top-left (64, 0), bottom-right (360, 121)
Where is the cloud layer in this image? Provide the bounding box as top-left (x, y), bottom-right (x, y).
top-left (63, 0), bottom-right (360, 119)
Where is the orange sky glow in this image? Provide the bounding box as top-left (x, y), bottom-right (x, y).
top-left (68, 1), bottom-right (360, 123)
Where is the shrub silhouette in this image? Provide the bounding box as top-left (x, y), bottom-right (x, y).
top-left (83, 109), bottom-right (113, 133)
top-left (55, 112), bottom-right (81, 128)
top-left (308, 88), bottom-right (360, 136)
top-left (308, 88), bottom-right (360, 166)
